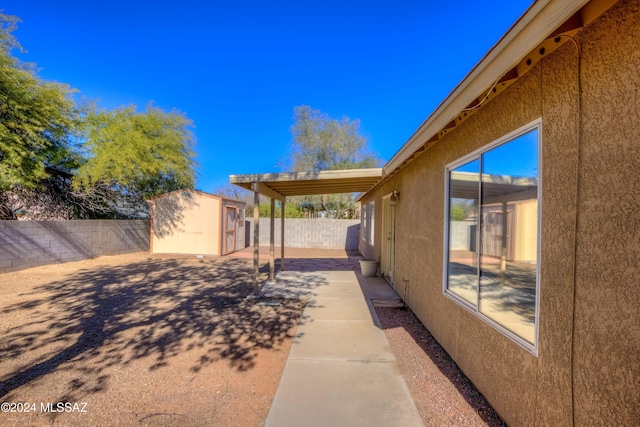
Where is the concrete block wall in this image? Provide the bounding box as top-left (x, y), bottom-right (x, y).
top-left (247, 218), bottom-right (359, 250)
top-left (0, 220), bottom-right (150, 274)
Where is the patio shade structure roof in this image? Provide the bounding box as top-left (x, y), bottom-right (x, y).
top-left (229, 168), bottom-right (384, 200)
top-left (229, 168), bottom-right (383, 295)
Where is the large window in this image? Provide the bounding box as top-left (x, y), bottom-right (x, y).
top-left (444, 121), bottom-right (540, 353)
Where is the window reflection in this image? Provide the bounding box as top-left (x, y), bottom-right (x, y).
top-left (447, 159), bottom-right (480, 306)
top-left (479, 133), bottom-right (538, 344)
top-left (446, 127), bottom-right (539, 346)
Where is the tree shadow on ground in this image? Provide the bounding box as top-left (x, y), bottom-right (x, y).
top-left (274, 257), bottom-right (359, 272)
top-left (260, 257), bottom-right (358, 301)
top-left (0, 256), bottom-right (306, 403)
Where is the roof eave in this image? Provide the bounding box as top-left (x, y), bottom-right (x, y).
top-left (382, 0), bottom-right (591, 177)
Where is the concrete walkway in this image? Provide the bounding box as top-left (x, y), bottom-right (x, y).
top-left (261, 257), bottom-right (424, 427)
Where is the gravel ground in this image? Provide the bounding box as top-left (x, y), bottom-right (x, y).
top-left (374, 306), bottom-right (505, 426)
top-left (1, 251), bottom-right (504, 426)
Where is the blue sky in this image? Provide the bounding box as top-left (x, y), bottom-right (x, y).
top-left (456, 128), bottom-right (539, 178)
top-left (4, 0), bottom-right (532, 192)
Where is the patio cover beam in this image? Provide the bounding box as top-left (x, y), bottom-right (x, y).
top-left (232, 168), bottom-right (383, 198)
top-left (251, 182), bottom-right (285, 202)
top-left (252, 188), bottom-right (260, 296)
top-left (281, 200), bottom-right (285, 271)
top-left (270, 197), bottom-right (275, 281)
top-left (235, 169), bottom-right (383, 294)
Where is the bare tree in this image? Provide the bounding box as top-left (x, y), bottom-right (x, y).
top-left (283, 106), bottom-right (380, 218)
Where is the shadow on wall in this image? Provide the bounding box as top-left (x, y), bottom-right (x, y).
top-left (0, 223), bottom-right (94, 263)
top-left (0, 257), bottom-right (306, 402)
top-left (152, 191), bottom-right (198, 238)
top-left (2, 222), bottom-right (118, 264)
top-left (1, 221), bottom-right (151, 274)
top-left (43, 222), bottom-right (96, 258)
top-left (122, 220), bottom-right (152, 251)
top-left (345, 224), bottom-right (360, 251)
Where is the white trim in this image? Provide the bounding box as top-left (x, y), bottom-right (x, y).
top-left (442, 118), bottom-right (542, 356)
top-left (445, 119), bottom-right (542, 170)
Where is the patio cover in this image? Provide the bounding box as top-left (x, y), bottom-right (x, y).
top-left (229, 168), bottom-right (383, 200)
top-left (229, 168), bottom-right (383, 294)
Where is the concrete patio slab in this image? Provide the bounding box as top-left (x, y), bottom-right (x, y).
top-left (290, 319), bottom-right (397, 362)
top-left (277, 269), bottom-right (362, 283)
top-left (263, 262), bottom-right (423, 427)
top-left (265, 359), bottom-right (422, 427)
top-left (265, 274), bottom-right (365, 299)
top-left (304, 296), bottom-right (373, 321)
top-left (357, 276), bottom-right (404, 300)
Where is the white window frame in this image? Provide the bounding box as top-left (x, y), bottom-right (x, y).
top-left (442, 119), bottom-right (542, 355)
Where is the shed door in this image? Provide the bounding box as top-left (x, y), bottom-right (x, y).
top-left (224, 206), bottom-right (237, 254)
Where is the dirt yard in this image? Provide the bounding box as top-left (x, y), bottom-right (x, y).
top-left (1, 250), bottom-right (505, 426)
top-left (0, 253), bottom-right (305, 426)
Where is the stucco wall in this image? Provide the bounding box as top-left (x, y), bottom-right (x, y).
top-left (0, 220), bottom-right (150, 274)
top-left (571, 0), bottom-right (640, 423)
top-left (151, 191), bottom-right (222, 255)
top-left (359, 1), bottom-right (639, 425)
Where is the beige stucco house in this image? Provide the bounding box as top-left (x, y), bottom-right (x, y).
top-left (357, 0), bottom-right (638, 425)
top-left (231, 0), bottom-right (639, 425)
top-left (150, 189), bottom-right (246, 256)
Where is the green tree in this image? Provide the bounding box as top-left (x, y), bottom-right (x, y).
top-left (253, 201), bottom-right (304, 218)
top-left (285, 105), bottom-right (380, 218)
top-left (0, 13), bottom-right (79, 191)
top-left (450, 205), bottom-right (467, 221)
top-left (75, 104), bottom-right (198, 211)
top-left (0, 13), bottom-right (197, 220)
